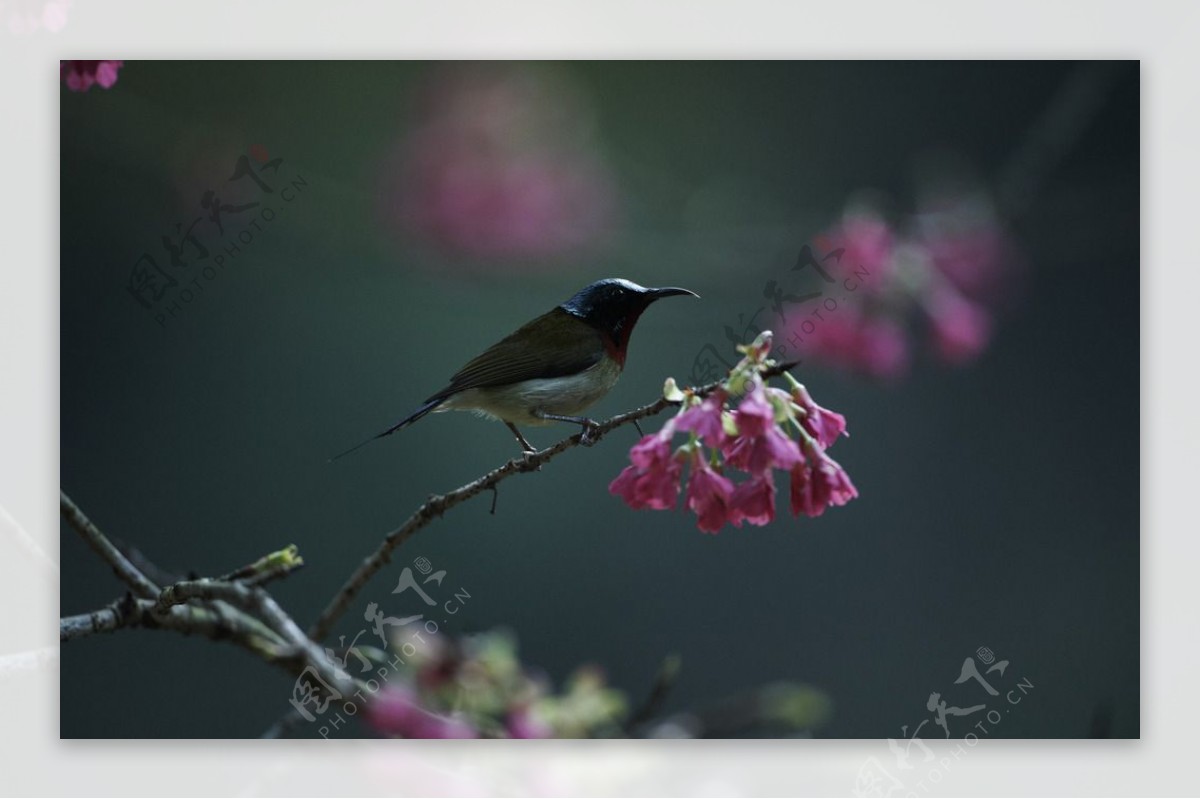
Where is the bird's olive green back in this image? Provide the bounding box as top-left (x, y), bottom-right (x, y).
top-left (428, 308), bottom-right (605, 400)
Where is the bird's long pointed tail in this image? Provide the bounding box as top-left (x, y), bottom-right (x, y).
top-left (329, 397), bottom-right (445, 462)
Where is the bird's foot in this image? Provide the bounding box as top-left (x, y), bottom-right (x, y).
top-left (578, 419), bottom-right (601, 447)
top-left (506, 422), bottom-right (538, 459)
top-left (517, 449), bottom-right (541, 472)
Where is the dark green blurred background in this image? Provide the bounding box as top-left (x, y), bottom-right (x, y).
top-left (59, 61), bottom-right (1139, 738)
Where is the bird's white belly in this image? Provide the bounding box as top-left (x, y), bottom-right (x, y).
top-left (440, 357), bottom-right (622, 426)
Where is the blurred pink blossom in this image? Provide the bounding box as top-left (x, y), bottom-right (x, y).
top-left (788, 306), bottom-right (910, 380)
top-left (821, 207), bottom-right (897, 282)
top-left (917, 191), bottom-right (1013, 301)
top-left (505, 707), bottom-right (554, 739)
top-left (381, 65), bottom-right (617, 265)
top-left (365, 686), bottom-right (478, 739)
top-left (60, 60), bottom-right (123, 92)
top-left (788, 181), bottom-right (1018, 377)
top-left (927, 286), bottom-right (993, 364)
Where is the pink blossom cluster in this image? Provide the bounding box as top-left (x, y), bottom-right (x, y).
top-left (381, 65), bottom-right (617, 263)
top-left (610, 333), bottom-right (857, 533)
top-left (60, 60), bottom-right (123, 92)
top-left (790, 187), bottom-right (1017, 379)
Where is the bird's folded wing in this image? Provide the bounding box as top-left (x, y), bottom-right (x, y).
top-left (429, 308), bottom-right (605, 399)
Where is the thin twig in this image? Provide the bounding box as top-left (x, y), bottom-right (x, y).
top-left (308, 362), bottom-right (797, 642)
top-left (219, 544), bottom-right (305, 587)
top-left (60, 492), bottom-right (158, 599)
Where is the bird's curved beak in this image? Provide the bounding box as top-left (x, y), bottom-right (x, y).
top-left (647, 286), bottom-right (700, 300)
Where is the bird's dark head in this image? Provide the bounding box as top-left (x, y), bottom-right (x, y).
top-left (560, 278), bottom-right (699, 364)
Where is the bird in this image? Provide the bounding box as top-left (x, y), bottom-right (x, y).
top-left (331, 278), bottom-right (699, 460)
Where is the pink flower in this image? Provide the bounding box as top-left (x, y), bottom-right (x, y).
top-left (731, 381), bottom-right (774, 436)
top-left (788, 462), bottom-right (819, 518)
top-left (729, 473), bottom-right (777, 526)
top-left (916, 188), bottom-right (1013, 302)
top-left (365, 686), bottom-right (478, 739)
top-left (724, 383), bottom-right (803, 474)
top-left (928, 287), bottom-right (992, 364)
top-left (382, 66), bottom-right (617, 264)
top-left (808, 448), bottom-right (859, 513)
top-left (61, 60), bottom-right (123, 92)
top-left (685, 458), bottom-right (735, 534)
top-left (789, 448), bottom-right (858, 518)
top-left (826, 208), bottom-right (896, 284)
top-left (674, 390), bottom-right (728, 448)
top-left (858, 318), bottom-right (911, 378)
top-left (791, 384), bottom-right (848, 449)
top-left (788, 308), bottom-right (859, 364)
top-left (628, 429), bottom-right (670, 470)
top-left (609, 432), bottom-right (682, 510)
top-left (787, 307), bottom-right (911, 380)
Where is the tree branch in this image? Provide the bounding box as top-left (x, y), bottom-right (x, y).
top-left (61, 593), bottom-right (280, 650)
top-left (150, 576), bottom-right (351, 693)
top-left (308, 361), bottom-right (797, 642)
top-left (62, 538), bottom-right (358, 703)
top-left (60, 492), bottom-right (158, 599)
